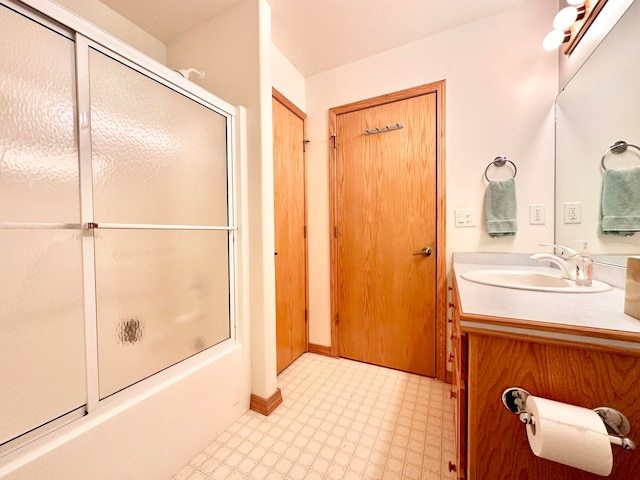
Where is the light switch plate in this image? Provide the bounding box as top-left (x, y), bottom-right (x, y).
top-left (455, 208), bottom-right (476, 227)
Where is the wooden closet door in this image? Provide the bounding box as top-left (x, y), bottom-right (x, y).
top-left (272, 91), bottom-right (308, 374)
top-left (334, 92), bottom-right (438, 376)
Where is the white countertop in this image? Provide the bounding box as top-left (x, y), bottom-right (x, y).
top-left (453, 254), bottom-right (640, 349)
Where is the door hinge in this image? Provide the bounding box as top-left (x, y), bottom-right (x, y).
top-left (335, 313), bottom-right (339, 325)
top-left (303, 139), bottom-right (310, 152)
top-left (304, 225), bottom-right (307, 238)
top-left (304, 309), bottom-right (308, 322)
top-left (334, 226), bottom-right (338, 238)
top-left (331, 134), bottom-right (337, 149)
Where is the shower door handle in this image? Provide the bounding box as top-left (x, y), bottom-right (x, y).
top-left (412, 247), bottom-right (432, 257)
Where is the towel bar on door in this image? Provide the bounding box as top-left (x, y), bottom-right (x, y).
top-left (484, 155), bottom-right (517, 182)
top-left (601, 140), bottom-right (640, 170)
top-left (364, 123), bottom-right (404, 135)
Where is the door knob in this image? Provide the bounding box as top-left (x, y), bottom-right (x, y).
top-left (412, 247), bottom-right (432, 257)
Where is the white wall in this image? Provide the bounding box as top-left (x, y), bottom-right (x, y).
top-left (166, 0), bottom-right (278, 401)
top-left (54, 0), bottom-right (166, 63)
top-left (305, 1), bottom-right (559, 346)
top-left (271, 45), bottom-right (306, 111)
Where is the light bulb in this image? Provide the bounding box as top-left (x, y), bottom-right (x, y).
top-left (553, 6), bottom-right (579, 30)
top-left (543, 30), bottom-right (567, 51)
top-left (566, 0), bottom-right (583, 5)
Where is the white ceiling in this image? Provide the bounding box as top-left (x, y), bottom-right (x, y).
top-left (100, 0), bottom-right (532, 77)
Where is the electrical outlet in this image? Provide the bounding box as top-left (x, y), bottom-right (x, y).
top-left (564, 202), bottom-right (582, 224)
top-left (454, 208), bottom-right (477, 227)
top-left (529, 204), bottom-right (545, 225)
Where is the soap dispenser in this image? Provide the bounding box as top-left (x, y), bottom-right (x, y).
top-left (575, 241), bottom-right (593, 286)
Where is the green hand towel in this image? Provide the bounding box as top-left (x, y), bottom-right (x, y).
top-left (485, 178), bottom-right (517, 237)
top-left (601, 167), bottom-right (640, 236)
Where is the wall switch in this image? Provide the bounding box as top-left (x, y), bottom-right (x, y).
top-left (454, 208), bottom-right (477, 227)
top-left (529, 204), bottom-right (545, 225)
top-left (564, 202), bottom-right (582, 224)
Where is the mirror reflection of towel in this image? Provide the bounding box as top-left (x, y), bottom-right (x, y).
top-left (485, 178), bottom-right (517, 237)
top-left (601, 167), bottom-right (640, 236)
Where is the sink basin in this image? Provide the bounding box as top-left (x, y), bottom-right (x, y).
top-left (461, 269), bottom-right (611, 293)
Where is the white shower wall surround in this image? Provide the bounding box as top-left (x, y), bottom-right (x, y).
top-left (0, 0), bottom-right (245, 472)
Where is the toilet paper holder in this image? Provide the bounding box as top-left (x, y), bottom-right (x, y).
top-left (502, 387), bottom-right (636, 451)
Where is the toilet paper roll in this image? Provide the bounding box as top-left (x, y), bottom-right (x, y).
top-left (525, 395), bottom-right (613, 476)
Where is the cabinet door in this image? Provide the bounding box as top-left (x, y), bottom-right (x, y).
top-left (467, 334), bottom-right (640, 479)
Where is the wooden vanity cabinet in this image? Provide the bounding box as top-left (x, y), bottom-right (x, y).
top-left (450, 281), bottom-right (467, 479)
top-left (452, 280), bottom-right (640, 480)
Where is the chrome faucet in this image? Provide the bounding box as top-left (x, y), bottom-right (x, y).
top-left (530, 243), bottom-right (578, 280)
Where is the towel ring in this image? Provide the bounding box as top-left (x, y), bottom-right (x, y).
top-left (484, 156), bottom-right (517, 182)
top-left (601, 140), bottom-right (640, 170)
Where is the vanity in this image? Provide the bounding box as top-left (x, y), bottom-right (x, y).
top-left (451, 253), bottom-right (640, 479)
top-left (448, 3), bottom-right (640, 475)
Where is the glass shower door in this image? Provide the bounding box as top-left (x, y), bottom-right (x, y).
top-left (0, 0), bottom-right (237, 451)
top-left (0, 5), bottom-right (86, 446)
top-left (88, 48), bottom-right (233, 399)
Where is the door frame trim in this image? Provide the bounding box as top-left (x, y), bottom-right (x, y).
top-left (328, 80), bottom-right (447, 381)
top-left (272, 87), bottom-right (310, 365)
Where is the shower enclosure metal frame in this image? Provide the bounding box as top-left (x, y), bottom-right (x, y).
top-left (0, 0), bottom-right (241, 456)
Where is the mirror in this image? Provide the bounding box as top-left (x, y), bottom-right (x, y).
top-left (555, 1), bottom-right (640, 267)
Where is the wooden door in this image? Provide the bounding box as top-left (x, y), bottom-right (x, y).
top-left (333, 90), bottom-right (438, 376)
top-left (272, 90), bottom-right (308, 374)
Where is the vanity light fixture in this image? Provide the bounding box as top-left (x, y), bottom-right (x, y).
top-left (543, 29), bottom-right (570, 51)
top-left (543, 0), bottom-right (609, 54)
top-left (553, 6), bottom-right (586, 31)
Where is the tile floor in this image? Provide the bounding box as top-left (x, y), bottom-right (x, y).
top-left (173, 353), bottom-right (456, 480)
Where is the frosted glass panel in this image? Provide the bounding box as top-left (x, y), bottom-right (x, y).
top-left (0, 6), bottom-right (79, 223)
top-left (0, 230), bottom-right (85, 445)
top-left (89, 49), bottom-right (229, 226)
top-left (95, 229), bottom-right (231, 398)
